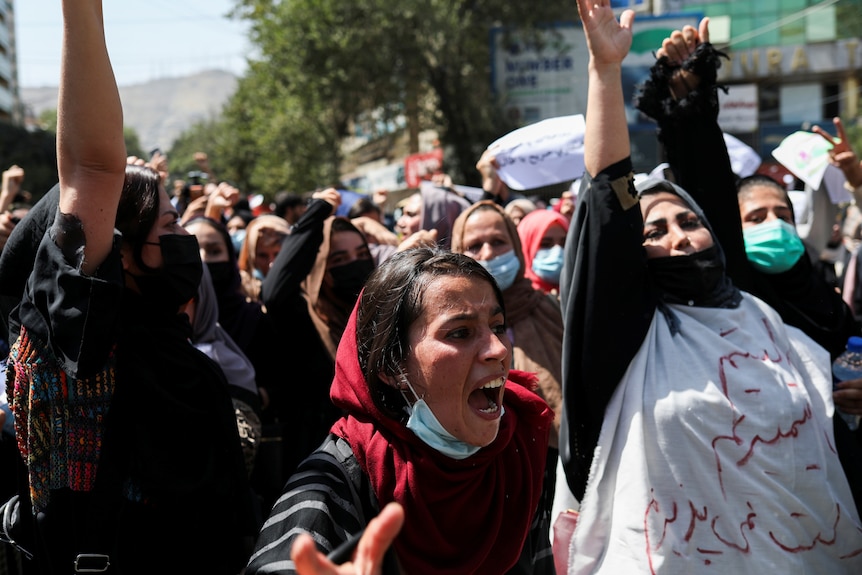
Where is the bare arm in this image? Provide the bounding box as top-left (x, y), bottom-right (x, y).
top-left (577, 0), bottom-right (635, 175)
top-left (57, 0), bottom-right (126, 275)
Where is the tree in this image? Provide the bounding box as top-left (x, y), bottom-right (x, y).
top-left (168, 117), bottom-right (228, 184)
top-left (0, 122), bottom-right (58, 201)
top-left (229, 0), bottom-right (578, 189)
top-left (123, 127), bottom-right (145, 160)
top-left (35, 107), bottom-right (146, 164)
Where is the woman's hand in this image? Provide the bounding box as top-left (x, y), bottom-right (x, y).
top-left (656, 18), bottom-right (709, 65)
top-left (313, 188), bottom-right (342, 216)
top-left (291, 502), bottom-right (404, 575)
top-left (656, 18), bottom-right (709, 100)
top-left (351, 216), bottom-right (400, 246)
top-left (813, 117), bottom-right (862, 189)
top-left (577, 0), bottom-right (634, 69)
top-left (397, 229), bottom-right (437, 252)
top-left (834, 378), bottom-right (862, 416)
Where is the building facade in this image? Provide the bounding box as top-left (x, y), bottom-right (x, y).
top-left (0, 0), bottom-right (20, 124)
top-left (662, 0), bottom-right (862, 161)
top-left (343, 1), bottom-right (862, 195)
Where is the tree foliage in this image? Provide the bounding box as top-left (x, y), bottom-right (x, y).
top-left (124, 127), bottom-right (145, 160)
top-left (0, 123), bottom-right (57, 201)
top-left (225, 0), bottom-right (578, 192)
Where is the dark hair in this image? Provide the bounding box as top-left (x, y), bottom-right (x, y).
top-left (116, 164), bottom-right (162, 273)
top-left (736, 174), bottom-right (795, 221)
top-left (229, 208), bottom-right (254, 227)
top-left (273, 191), bottom-right (305, 219)
top-left (736, 174), bottom-right (793, 204)
top-left (184, 215), bottom-right (237, 262)
top-left (356, 248), bottom-right (504, 419)
top-left (348, 196), bottom-right (381, 220)
top-left (330, 215), bottom-right (364, 237)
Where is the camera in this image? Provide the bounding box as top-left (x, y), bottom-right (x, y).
top-left (187, 170), bottom-right (208, 186)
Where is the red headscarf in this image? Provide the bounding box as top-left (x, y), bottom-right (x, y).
top-left (330, 304), bottom-right (552, 575)
top-left (517, 209), bottom-right (570, 294)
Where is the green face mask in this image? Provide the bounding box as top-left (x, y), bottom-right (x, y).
top-left (743, 219), bottom-right (805, 274)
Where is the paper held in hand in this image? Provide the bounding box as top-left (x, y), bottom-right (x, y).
top-left (771, 130), bottom-right (834, 191)
top-left (487, 115), bottom-right (586, 191)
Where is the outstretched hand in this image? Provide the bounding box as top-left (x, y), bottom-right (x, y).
top-left (577, 0), bottom-right (635, 67)
top-left (291, 502), bottom-right (404, 575)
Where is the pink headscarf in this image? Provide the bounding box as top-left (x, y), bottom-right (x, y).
top-left (517, 209), bottom-right (570, 293)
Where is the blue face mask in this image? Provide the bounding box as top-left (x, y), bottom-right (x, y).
top-left (531, 245), bottom-right (564, 284)
top-left (743, 219), bottom-right (805, 274)
top-left (399, 373), bottom-right (496, 459)
top-left (252, 267), bottom-right (266, 281)
top-left (230, 228), bottom-right (246, 255)
top-left (478, 249), bottom-right (519, 291)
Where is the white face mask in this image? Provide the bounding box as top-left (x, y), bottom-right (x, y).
top-left (398, 371), bottom-right (499, 460)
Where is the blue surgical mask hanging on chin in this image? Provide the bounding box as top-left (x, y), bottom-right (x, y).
top-left (478, 249), bottom-right (519, 291)
top-left (398, 371), bottom-right (487, 460)
top-left (743, 219), bottom-right (805, 274)
top-left (531, 245), bottom-right (564, 284)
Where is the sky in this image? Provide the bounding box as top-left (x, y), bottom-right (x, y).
top-left (15, 0), bottom-right (253, 88)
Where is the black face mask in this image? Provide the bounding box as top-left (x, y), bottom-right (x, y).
top-left (329, 258), bottom-right (375, 304)
top-left (206, 261), bottom-right (235, 294)
top-left (647, 245), bottom-right (728, 306)
top-left (129, 234), bottom-right (202, 312)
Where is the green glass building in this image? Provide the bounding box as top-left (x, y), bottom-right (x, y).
top-left (657, 0), bottom-right (862, 157)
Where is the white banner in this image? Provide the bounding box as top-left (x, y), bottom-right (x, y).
top-left (487, 114), bottom-right (586, 190)
top-left (723, 133), bottom-right (762, 178)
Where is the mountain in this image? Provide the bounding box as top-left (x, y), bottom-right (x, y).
top-left (21, 69), bottom-right (239, 152)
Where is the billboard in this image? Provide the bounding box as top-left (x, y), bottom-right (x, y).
top-left (490, 13), bottom-right (702, 128)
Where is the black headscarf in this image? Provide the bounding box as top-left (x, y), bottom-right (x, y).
top-left (635, 176), bottom-right (742, 317)
top-left (559, 165), bottom-right (742, 501)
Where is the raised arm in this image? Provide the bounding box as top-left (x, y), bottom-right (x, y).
top-left (633, 20), bottom-right (754, 286)
top-left (57, 0), bottom-right (126, 275)
top-left (577, 0), bottom-right (634, 175)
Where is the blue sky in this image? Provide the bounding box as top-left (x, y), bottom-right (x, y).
top-left (16, 0), bottom-right (252, 87)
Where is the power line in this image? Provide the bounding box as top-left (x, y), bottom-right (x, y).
top-left (723, 0), bottom-right (842, 49)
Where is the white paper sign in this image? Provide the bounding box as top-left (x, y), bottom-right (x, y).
top-left (723, 133), bottom-right (762, 178)
top-left (487, 114), bottom-right (586, 190)
top-left (770, 131), bottom-right (833, 191)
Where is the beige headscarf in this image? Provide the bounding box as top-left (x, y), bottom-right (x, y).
top-left (451, 201), bottom-right (564, 447)
top-left (302, 216), bottom-right (368, 360)
top-left (237, 214), bottom-right (291, 302)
